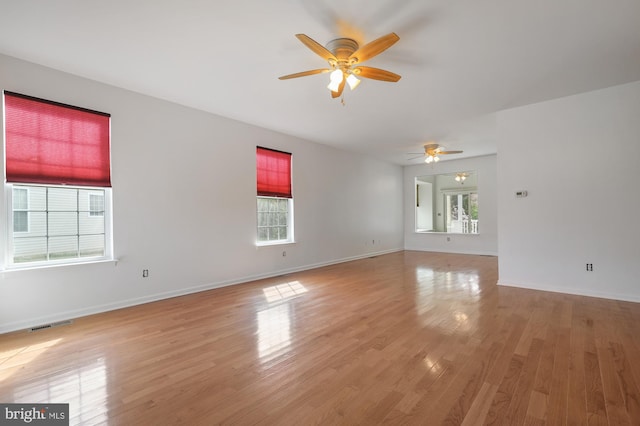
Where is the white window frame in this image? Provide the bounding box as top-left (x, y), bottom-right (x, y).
top-left (5, 183), bottom-right (113, 269)
top-left (256, 196), bottom-right (294, 246)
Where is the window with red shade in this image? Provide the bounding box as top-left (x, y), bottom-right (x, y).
top-left (3, 91), bottom-right (113, 267)
top-left (256, 147), bottom-right (294, 244)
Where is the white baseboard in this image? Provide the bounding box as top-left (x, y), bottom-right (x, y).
top-left (497, 281), bottom-right (640, 304)
top-left (0, 247), bottom-right (403, 334)
top-left (404, 246), bottom-right (498, 256)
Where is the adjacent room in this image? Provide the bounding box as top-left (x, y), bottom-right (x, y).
top-left (1, 1), bottom-right (640, 424)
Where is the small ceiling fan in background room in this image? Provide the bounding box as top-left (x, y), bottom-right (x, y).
top-left (408, 142), bottom-right (464, 163)
top-left (279, 32), bottom-right (401, 102)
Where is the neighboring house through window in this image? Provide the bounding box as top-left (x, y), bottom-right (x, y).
top-left (13, 186), bottom-right (29, 233)
top-left (89, 192), bottom-right (105, 217)
top-left (256, 146), bottom-right (293, 244)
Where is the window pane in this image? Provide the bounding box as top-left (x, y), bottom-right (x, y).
top-left (80, 212), bottom-right (105, 234)
top-left (49, 187), bottom-right (78, 211)
top-left (28, 187), bottom-right (47, 210)
top-left (49, 212), bottom-right (78, 236)
top-left (257, 212), bottom-right (268, 227)
top-left (277, 227), bottom-right (287, 240)
top-left (23, 211), bottom-right (47, 236)
top-left (14, 211), bottom-right (28, 233)
top-left (13, 188), bottom-right (28, 209)
top-left (470, 193), bottom-right (478, 220)
top-left (79, 235), bottom-right (105, 257)
top-left (13, 237), bottom-right (48, 263)
top-left (268, 212), bottom-right (278, 226)
top-left (86, 191), bottom-right (105, 216)
top-left (49, 236), bottom-right (79, 260)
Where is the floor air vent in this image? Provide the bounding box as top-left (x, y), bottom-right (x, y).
top-left (28, 319), bottom-right (73, 332)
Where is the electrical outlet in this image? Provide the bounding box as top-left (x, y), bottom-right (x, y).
top-left (282, 251), bottom-right (286, 257)
top-left (586, 263), bottom-right (593, 272)
top-left (142, 269), bottom-right (149, 277)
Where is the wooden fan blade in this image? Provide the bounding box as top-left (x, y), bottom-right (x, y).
top-left (353, 66), bottom-right (401, 82)
top-left (279, 69), bottom-right (330, 80)
top-left (296, 34), bottom-right (337, 62)
top-left (349, 32), bottom-right (399, 63)
top-left (331, 77), bottom-right (346, 98)
top-left (438, 150), bottom-right (463, 155)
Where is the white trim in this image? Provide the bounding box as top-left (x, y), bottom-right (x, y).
top-left (497, 280), bottom-right (640, 304)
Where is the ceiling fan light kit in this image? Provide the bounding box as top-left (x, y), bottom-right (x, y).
top-left (279, 32), bottom-right (401, 101)
top-left (455, 173), bottom-right (468, 183)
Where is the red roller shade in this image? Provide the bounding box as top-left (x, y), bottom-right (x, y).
top-left (4, 91), bottom-right (111, 187)
top-left (256, 146), bottom-right (291, 198)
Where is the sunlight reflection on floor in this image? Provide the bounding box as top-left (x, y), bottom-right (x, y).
top-left (0, 338), bottom-right (62, 382)
top-left (257, 304), bottom-right (292, 362)
top-left (414, 266), bottom-right (481, 334)
top-left (262, 281), bottom-right (308, 303)
top-left (3, 345), bottom-right (108, 425)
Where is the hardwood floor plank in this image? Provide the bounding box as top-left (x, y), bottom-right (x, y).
top-left (596, 342), bottom-right (631, 426)
top-left (484, 353), bottom-right (525, 425)
top-left (545, 327), bottom-right (570, 426)
top-left (609, 342), bottom-right (640, 422)
top-left (461, 381), bottom-right (499, 426)
top-left (2, 251), bottom-right (640, 425)
top-left (502, 338), bottom-right (545, 425)
top-left (567, 301), bottom-right (588, 425)
top-left (583, 351), bottom-right (607, 420)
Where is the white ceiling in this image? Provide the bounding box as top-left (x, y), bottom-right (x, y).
top-left (1, 0), bottom-right (639, 165)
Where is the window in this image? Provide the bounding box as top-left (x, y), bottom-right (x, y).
top-left (13, 187), bottom-right (29, 233)
top-left (256, 147), bottom-right (293, 244)
top-left (444, 191), bottom-right (478, 234)
top-left (415, 172), bottom-right (479, 234)
top-left (89, 193), bottom-right (105, 217)
top-left (11, 185), bottom-right (108, 263)
top-left (257, 197), bottom-right (290, 242)
top-left (4, 91), bottom-right (112, 267)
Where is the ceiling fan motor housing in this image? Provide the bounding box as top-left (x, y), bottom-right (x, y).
top-left (326, 38), bottom-right (359, 63)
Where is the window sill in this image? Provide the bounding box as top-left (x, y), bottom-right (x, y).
top-left (415, 231), bottom-right (480, 236)
top-left (256, 240), bottom-right (296, 248)
top-left (2, 257), bottom-right (118, 273)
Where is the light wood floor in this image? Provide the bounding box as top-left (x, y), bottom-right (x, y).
top-left (2, 251), bottom-right (640, 425)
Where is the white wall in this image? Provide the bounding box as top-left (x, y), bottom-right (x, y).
top-left (0, 54), bottom-right (404, 333)
top-left (404, 155), bottom-right (498, 255)
top-left (416, 180), bottom-right (433, 231)
top-left (497, 80), bottom-right (640, 302)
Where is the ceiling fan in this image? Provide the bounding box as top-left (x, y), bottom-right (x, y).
top-left (279, 33), bottom-right (401, 99)
top-left (409, 143), bottom-right (464, 163)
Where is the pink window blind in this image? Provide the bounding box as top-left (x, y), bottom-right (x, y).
top-left (4, 91), bottom-right (111, 187)
top-left (256, 146), bottom-right (292, 198)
